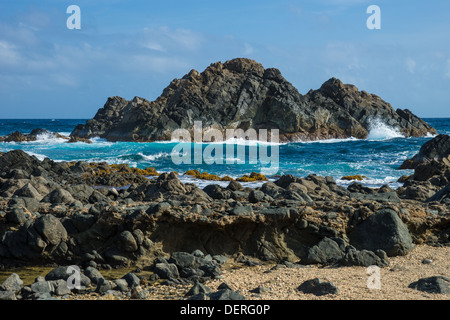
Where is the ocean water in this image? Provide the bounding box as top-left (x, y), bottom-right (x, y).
top-left (0, 118), bottom-right (449, 189)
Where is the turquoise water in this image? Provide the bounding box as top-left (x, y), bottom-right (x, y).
top-left (1, 118), bottom-right (449, 189)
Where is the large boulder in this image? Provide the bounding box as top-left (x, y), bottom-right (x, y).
top-left (5, 208), bottom-right (29, 225)
top-left (33, 215), bottom-right (68, 247)
top-left (153, 262), bottom-right (180, 279)
top-left (302, 237), bottom-right (344, 265)
top-left (41, 188), bottom-right (75, 204)
top-left (398, 135), bottom-right (450, 198)
top-left (348, 208), bottom-right (413, 256)
top-left (117, 230), bottom-right (138, 252)
top-left (400, 134), bottom-right (450, 169)
top-left (0, 149), bottom-right (41, 174)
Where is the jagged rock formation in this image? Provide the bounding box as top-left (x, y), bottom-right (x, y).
top-left (398, 134), bottom-right (450, 202)
top-left (70, 58), bottom-right (436, 142)
top-left (0, 129), bottom-right (69, 143)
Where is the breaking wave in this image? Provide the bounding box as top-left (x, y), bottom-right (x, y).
top-left (366, 119), bottom-right (404, 140)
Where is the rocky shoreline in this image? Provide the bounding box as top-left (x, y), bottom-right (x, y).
top-left (0, 134), bottom-right (449, 300)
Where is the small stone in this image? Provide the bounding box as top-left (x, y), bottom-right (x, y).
top-left (217, 282), bottom-right (233, 291)
top-left (409, 276), bottom-right (450, 294)
top-left (185, 282), bottom-right (213, 297)
top-left (130, 286), bottom-right (148, 299)
top-left (297, 278), bottom-right (338, 296)
top-left (209, 289), bottom-right (245, 301)
top-left (0, 291), bottom-right (17, 300)
top-left (95, 278), bottom-right (113, 295)
top-left (422, 258), bottom-right (433, 265)
top-left (212, 255), bottom-right (227, 265)
top-left (153, 263), bottom-right (179, 279)
top-left (187, 293), bottom-right (209, 300)
top-left (6, 208), bottom-right (28, 225)
top-left (84, 266), bottom-right (104, 284)
top-left (52, 279), bottom-right (71, 296)
top-left (113, 279), bottom-right (129, 292)
top-left (31, 281), bottom-right (53, 294)
top-left (0, 273), bottom-right (23, 294)
top-left (249, 285), bottom-right (270, 294)
top-left (121, 273), bottom-right (140, 289)
top-left (191, 249), bottom-right (205, 258)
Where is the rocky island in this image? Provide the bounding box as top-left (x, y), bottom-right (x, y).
top-left (70, 58), bottom-right (436, 143)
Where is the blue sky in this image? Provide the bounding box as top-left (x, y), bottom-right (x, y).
top-left (1, 0), bottom-right (449, 118)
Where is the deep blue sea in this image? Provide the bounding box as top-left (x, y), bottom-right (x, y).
top-left (1, 118), bottom-right (449, 189)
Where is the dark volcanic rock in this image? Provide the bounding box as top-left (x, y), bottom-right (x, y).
top-left (45, 266), bottom-right (91, 287)
top-left (121, 272), bottom-right (140, 289)
top-left (303, 238), bottom-right (389, 267)
top-left (70, 58), bottom-right (435, 143)
top-left (0, 273), bottom-right (23, 294)
top-left (185, 283), bottom-right (213, 297)
top-left (41, 188), bottom-right (75, 204)
top-left (0, 291), bottom-right (17, 300)
top-left (5, 208), bottom-right (29, 225)
top-left (398, 134), bottom-right (450, 201)
top-left (153, 262), bottom-right (180, 279)
top-left (95, 277), bottom-right (112, 294)
top-left (303, 237), bottom-right (344, 265)
top-left (400, 134), bottom-right (450, 169)
top-left (0, 129), bottom-right (69, 143)
top-left (0, 150), bottom-right (41, 174)
top-left (426, 183), bottom-right (450, 204)
top-left (84, 267), bottom-right (104, 284)
top-left (297, 278), bottom-right (338, 296)
top-left (209, 289), bottom-right (245, 300)
top-left (348, 208), bottom-right (413, 256)
top-left (203, 184), bottom-right (232, 200)
top-left (408, 276), bottom-right (450, 294)
top-left (34, 215), bottom-right (68, 247)
top-left (341, 247), bottom-right (389, 267)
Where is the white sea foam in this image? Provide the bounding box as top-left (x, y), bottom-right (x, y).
top-left (174, 138), bottom-right (285, 146)
top-left (336, 175), bottom-right (403, 189)
top-left (221, 137), bottom-right (285, 146)
top-left (89, 136), bottom-right (105, 141)
top-left (34, 132), bottom-right (67, 144)
top-left (137, 152), bottom-right (170, 161)
top-left (299, 137), bottom-right (361, 144)
top-left (23, 150), bottom-right (48, 161)
top-left (366, 119), bottom-right (404, 140)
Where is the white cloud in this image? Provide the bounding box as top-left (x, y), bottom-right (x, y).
top-left (445, 59), bottom-right (450, 79)
top-left (50, 73), bottom-right (79, 88)
top-left (123, 55), bottom-right (190, 74)
top-left (142, 26), bottom-right (204, 52)
top-left (324, 42), bottom-right (361, 70)
top-left (0, 41), bottom-right (20, 66)
top-left (405, 58), bottom-right (416, 74)
top-left (243, 42), bottom-right (254, 55)
top-left (142, 42), bottom-right (165, 52)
